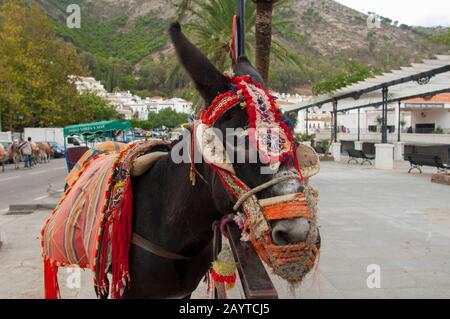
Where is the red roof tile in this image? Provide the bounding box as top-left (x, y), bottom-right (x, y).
top-left (403, 93), bottom-right (450, 103)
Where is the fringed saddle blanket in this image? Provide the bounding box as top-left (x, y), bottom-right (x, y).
top-left (41, 140), bottom-right (169, 299)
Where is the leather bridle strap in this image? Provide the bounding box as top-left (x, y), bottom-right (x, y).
top-left (131, 233), bottom-right (192, 261)
top-left (233, 174), bottom-right (300, 211)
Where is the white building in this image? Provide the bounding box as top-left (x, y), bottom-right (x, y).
top-left (105, 92), bottom-right (193, 121)
top-left (402, 93), bottom-right (450, 133)
top-left (275, 93), bottom-right (313, 134)
top-left (105, 91), bottom-right (149, 121)
top-left (146, 97), bottom-right (193, 114)
top-left (70, 75), bottom-right (193, 121)
top-left (69, 76), bottom-right (107, 97)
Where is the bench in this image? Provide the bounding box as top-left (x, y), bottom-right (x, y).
top-left (406, 154), bottom-right (449, 174)
top-left (347, 149), bottom-right (375, 166)
top-left (313, 145), bottom-right (325, 155)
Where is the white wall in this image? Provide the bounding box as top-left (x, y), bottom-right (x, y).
top-left (0, 131), bottom-right (12, 143)
top-left (337, 109), bottom-right (412, 132)
top-left (410, 109), bottom-right (450, 129)
top-left (24, 128), bottom-right (64, 145)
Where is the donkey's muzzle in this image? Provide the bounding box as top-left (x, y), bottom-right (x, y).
top-left (271, 218), bottom-right (311, 245)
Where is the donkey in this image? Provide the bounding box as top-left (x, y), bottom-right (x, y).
top-left (120, 23), bottom-right (320, 299)
top-left (8, 141), bottom-right (22, 170)
top-left (36, 142), bottom-right (51, 164)
top-left (31, 142), bottom-right (41, 166)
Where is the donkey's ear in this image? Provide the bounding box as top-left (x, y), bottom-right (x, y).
top-left (233, 56), bottom-right (266, 88)
top-left (169, 22), bottom-right (229, 105)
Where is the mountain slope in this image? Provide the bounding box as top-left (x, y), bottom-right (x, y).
top-left (34, 0), bottom-right (449, 94)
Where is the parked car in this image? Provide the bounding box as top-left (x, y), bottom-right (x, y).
top-left (47, 141), bottom-right (65, 158)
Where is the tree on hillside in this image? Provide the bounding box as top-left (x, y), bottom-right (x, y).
top-left (148, 108), bottom-right (189, 129)
top-left (0, 0), bottom-right (88, 130)
top-left (132, 108), bottom-right (189, 129)
top-left (71, 94), bottom-right (119, 124)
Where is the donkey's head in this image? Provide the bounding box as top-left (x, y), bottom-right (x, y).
top-left (170, 22), bottom-right (319, 250)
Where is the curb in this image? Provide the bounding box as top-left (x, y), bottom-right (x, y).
top-left (6, 203), bottom-right (57, 215)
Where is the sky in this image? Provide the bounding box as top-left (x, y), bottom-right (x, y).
top-left (335, 0), bottom-right (450, 27)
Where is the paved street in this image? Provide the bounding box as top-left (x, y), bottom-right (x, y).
top-left (0, 159), bottom-right (67, 213)
top-left (0, 158), bottom-right (449, 299)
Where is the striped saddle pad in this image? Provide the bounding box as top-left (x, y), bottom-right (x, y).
top-left (41, 140), bottom-right (169, 299)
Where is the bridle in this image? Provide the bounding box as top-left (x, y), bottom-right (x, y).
top-left (131, 75), bottom-right (313, 268)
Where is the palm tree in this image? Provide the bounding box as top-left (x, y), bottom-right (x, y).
top-left (174, 0), bottom-right (294, 74)
top-left (183, 0), bottom-right (256, 71)
top-left (251, 0), bottom-right (279, 84)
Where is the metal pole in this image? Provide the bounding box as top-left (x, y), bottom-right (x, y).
top-left (305, 108), bottom-right (309, 136)
top-left (382, 87), bottom-right (388, 144)
top-left (397, 100), bottom-right (401, 142)
top-left (333, 100), bottom-right (338, 143)
top-left (64, 137), bottom-right (70, 172)
top-left (236, 0), bottom-right (246, 58)
top-left (358, 108), bottom-right (361, 142)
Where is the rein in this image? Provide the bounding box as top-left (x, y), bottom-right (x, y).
top-left (131, 233), bottom-right (193, 260)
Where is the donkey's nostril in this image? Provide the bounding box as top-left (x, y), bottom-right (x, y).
top-left (272, 229), bottom-right (291, 246)
top-left (271, 218), bottom-right (310, 245)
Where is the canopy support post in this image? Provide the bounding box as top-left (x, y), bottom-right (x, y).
top-left (397, 100), bottom-right (401, 142)
top-left (381, 87), bottom-right (388, 144)
top-left (333, 100), bottom-right (338, 143)
top-left (305, 108), bottom-right (309, 136)
top-left (358, 108), bottom-right (361, 142)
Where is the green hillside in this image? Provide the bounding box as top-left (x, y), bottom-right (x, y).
top-left (34, 0), bottom-right (449, 97)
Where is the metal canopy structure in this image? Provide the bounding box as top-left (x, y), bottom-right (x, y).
top-left (284, 54), bottom-right (450, 144)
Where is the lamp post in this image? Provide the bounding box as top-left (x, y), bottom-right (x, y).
top-left (17, 115), bottom-right (24, 135)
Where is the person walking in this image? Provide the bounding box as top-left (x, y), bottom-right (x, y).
top-left (20, 137), bottom-right (33, 169)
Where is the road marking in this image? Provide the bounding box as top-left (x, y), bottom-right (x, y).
top-left (0, 176), bottom-right (20, 182)
top-left (33, 195), bottom-right (49, 201)
top-left (29, 170), bottom-right (48, 176)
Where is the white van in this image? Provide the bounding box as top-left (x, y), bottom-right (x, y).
top-left (66, 136), bottom-right (85, 148)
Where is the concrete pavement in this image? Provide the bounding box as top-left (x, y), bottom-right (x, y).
top-left (0, 159), bottom-right (67, 212)
top-left (0, 159), bottom-right (449, 299)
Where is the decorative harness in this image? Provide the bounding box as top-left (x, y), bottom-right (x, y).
top-left (134, 75), bottom-right (319, 284)
top-left (194, 75), bottom-right (318, 283)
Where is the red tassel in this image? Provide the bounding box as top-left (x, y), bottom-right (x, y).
top-left (110, 179), bottom-right (133, 299)
top-left (96, 220), bottom-right (110, 297)
top-left (211, 269), bottom-right (237, 288)
top-left (44, 258), bottom-right (60, 299)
